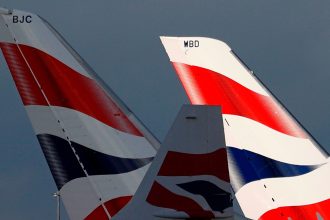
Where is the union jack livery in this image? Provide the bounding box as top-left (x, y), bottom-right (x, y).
top-left (1, 5), bottom-right (330, 220)
top-left (145, 105), bottom-right (233, 219)
top-left (112, 105), bottom-right (234, 220)
top-left (161, 36), bottom-right (330, 219)
top-left (0, 8), bottom-right (159, 220)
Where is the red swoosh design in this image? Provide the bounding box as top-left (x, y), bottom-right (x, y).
top-left (259, 198), bottom-right (330, 219)
top-left (172, 62), bottom-right (307, 138)
top-left (0, 42), bottom-right (142, 136)
top-left (158, 148), bottom-right (230, 182)
top-left (85, 196), bottom-right (132, 220)
top-left (147, 181), bottom-right (214, 218)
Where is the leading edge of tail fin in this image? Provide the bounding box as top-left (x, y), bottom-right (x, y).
top-left (114, 105), bottom-right (233, 220)
top-left (0, 8), bottom-right (159, 220)
top-left (161, 36), bottom-right (330, 220)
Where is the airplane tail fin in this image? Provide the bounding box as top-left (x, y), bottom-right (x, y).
top-left (0, 8), bottom-right (159, 220)
top-left (161, 37), bottom-right (330, 220)
top-left (113, 105), bottom-right (234, 219)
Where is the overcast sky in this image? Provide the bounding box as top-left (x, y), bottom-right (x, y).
top-left (0, 1), bottom-right (330, 219)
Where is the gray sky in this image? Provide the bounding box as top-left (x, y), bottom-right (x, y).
top-left (0, 1), bottom-right (330, 219)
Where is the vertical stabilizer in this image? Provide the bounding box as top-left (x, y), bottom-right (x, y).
top-left (161, 36), bottom-right (330, 220)
top-left (114, 105), bottom-right (233, 219)
top-left (0, 8), bottom-right (159, 220)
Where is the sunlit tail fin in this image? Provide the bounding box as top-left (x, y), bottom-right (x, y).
top-left (161, 36), bottom-right (330, 220)
top-left (0, 7), bottom-right (159, 220)
top-left (113, 105), bottom-right (233, 219)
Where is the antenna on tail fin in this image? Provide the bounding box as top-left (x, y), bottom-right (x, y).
top-left (0, 7), bottom-right (12, 15)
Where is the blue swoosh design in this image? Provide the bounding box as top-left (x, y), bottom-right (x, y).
top-left (37, 134), bottom-right (153, 189)
top-left (227, 147), bottom-right (322, 191)
top-left (177, 180), bottom-right (232, 213)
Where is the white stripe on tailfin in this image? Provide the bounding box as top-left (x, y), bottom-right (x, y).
top-left (0, 7), bottom-right (159, 220)
top-left (161, 36), bottom-right (330, 220)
